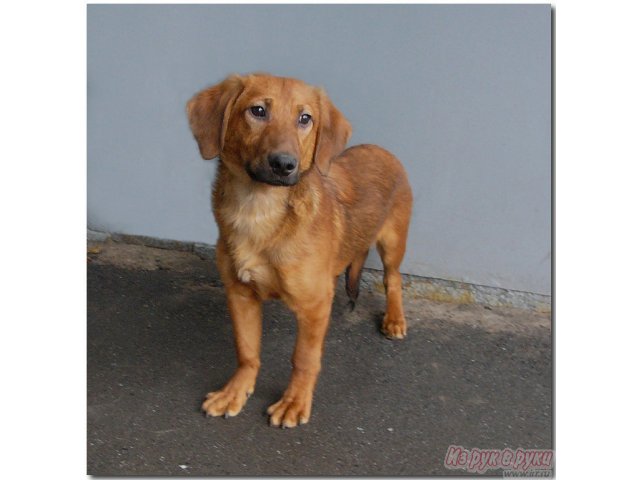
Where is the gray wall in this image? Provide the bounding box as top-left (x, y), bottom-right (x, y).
top-left (88, 5), bottom-right (551, 295)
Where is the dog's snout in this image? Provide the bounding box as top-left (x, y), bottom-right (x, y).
top-left (246, 152), bottom-right (300, 186)
top-left (268, 153), bottom-right (298, 177)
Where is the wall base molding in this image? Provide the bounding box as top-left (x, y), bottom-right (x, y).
top-left (88, 229), bottom-right (550, 312)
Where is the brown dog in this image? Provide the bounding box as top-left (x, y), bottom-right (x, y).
top-left (187, 73), bottom-right (412, 428)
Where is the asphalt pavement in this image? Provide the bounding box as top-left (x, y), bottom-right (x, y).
top-left (87, 242), bottom-right (552, 476)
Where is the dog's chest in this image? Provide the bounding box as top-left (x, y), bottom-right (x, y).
top-left (231, 245), bottom-right (280, 298)
top-left (220, 187), bottom-right (288, 297)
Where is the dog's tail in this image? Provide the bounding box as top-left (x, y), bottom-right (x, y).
top-left (345, 251), bottom-right (368, 311)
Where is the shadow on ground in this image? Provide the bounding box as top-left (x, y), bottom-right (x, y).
top-left (87, 242), bottom-right (552, 476)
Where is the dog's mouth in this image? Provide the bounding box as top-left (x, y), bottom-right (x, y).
top-left (245, 164), bottom-right (300, 187)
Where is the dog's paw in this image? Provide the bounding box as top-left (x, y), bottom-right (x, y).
top-left (201, 389), bottom-right (250, 418)
top-left (201, 369), bottom-right (256, 418)
top-left (267, 389), bottom-right (313, 428)
top-left (381, 313), bottom-right (407, 339)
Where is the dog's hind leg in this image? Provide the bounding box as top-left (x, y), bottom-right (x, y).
top-left (376, 205), bottom-right (411, 339)
top-left (345, 250), bottom-right (369, 311)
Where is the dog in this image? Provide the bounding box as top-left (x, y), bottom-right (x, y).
top-left (187, 73), bottom-right (412, 428)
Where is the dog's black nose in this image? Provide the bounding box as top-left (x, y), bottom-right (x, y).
top-left (268, 153), bottom-right (298, 177)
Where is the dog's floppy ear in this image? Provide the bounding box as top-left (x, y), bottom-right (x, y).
top-left (313, 89), bottom-right (352, 175)
top-left (186, 75), bottom-right (244, 159)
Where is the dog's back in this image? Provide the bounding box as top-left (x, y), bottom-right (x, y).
top-left (328, 144), bottom-right (412, 266)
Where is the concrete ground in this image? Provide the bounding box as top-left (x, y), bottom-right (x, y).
top-left (87, 241), bottom-right (552, 476)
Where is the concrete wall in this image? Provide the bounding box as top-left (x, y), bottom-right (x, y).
top-left (88, 5), bottom-right (551, 295)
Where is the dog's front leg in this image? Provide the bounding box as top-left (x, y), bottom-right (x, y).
top-left (268, 293), bottom-right (333, 428)
top-left (202, 282), bottom-right (262, 418)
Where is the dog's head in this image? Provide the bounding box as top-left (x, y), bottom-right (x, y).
top-left (187, 73), bottom-right (352, 186)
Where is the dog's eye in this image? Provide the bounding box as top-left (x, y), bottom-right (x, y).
top-left (299, 113), bottom-right (312, 126)
top-left (249, 106), bottom-right (266, 118)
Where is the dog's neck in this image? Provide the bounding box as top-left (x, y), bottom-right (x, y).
top-left (214, 163), bottom-right (321, 248)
